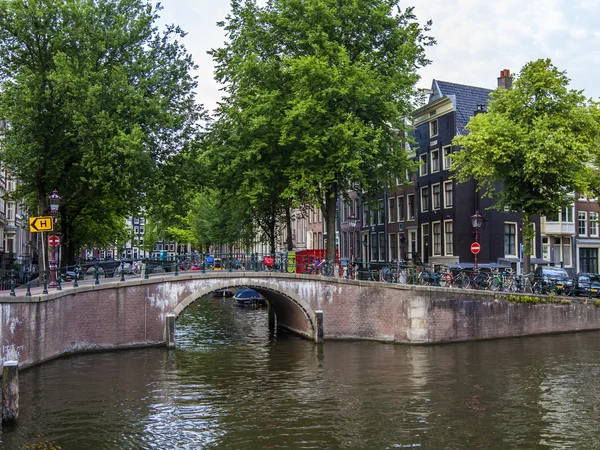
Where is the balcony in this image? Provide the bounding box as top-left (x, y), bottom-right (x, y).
top-left (541, 220), bottom-right (575, 235)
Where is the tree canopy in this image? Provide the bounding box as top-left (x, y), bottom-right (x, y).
top-left (452, 58), bottom-right (600, 271)
top-left (453, 59), bottom-right (600, 217)
top-left (209, 0), bottom-right (433, 259)
top-left (0, 0), bottom-right (202, 263)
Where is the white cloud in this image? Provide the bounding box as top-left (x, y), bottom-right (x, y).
top-left (159, 0), bottom-right (600, 113)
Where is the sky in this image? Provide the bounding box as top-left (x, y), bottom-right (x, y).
top-left (159, 0), bottom-right (600, 113)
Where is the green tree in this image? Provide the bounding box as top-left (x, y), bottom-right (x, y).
top-left (210, 0), bottom-right (432, 261)
top-left (452, 59), bottom-right (600, 272)
top-left (0, 0), bottom-right (201, 264)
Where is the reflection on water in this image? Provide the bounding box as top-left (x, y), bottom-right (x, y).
top-left (2, 296), bottom-right (600, 449)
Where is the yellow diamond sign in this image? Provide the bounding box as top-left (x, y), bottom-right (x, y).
top-left (29, 216), bottom-right (54, 232)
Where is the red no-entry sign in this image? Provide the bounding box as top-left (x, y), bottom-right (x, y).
top-left (471, 242), bottom-right (481, 254)
top-left (48, 235), bottom-right (60, 247)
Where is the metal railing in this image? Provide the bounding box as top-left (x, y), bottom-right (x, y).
top-left (0, 252), bottom-right (587, 300)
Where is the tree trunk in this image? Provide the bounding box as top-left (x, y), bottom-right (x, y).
top-left (285, 207), bottom-right (293, 251)
top-left (324, 184), bottom-right (338, 274)
top-left (522, 214), bottom-right (534, 275)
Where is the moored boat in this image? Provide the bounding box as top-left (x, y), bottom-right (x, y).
top-left (233, 288), bottom-right (266, 306)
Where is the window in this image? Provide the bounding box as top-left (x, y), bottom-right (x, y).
top-left (430, 119), bottom-right (438, 137)
top-left (379, 232), bottom-right (385, 261)
top-left (443, 181), bottom-right (453, 208)
top-left (370, 232), bottom-right (378, 261)
top-left (432, 183), bottom-right (441, 210)
top-left (7, 203), bottom-right (14, 220)
top-left (432, 222), bottom-right (441, 256)
top-left (542, 237), bottom-right (550, 261)
top-left (387, 198), bottom-right (395, 223)
top-left (591, 212), bottom-right (599, 237)
top-left (407, 194), bottom-right (415, 220)
top-left (420, 186), bottom-right (429, 212)
top-left (408, 230), bottom-right (417, 260)
top-left (134, 226), bottom-right (139, 234)
top-left (442, 146), bottom-right (452, 170)
top-left (406, 169), bottom-right (415, 184)
top-left (389, 233), bottom-right (397, 261)
top-left (504, 223), bottom-right (517, 257)
top-left (397, 196), bottom-right (405, 221)
top-left (579, 211), bottom-right (588, 236)
top-left (169, 244), bottom-right (175, 251)
top-left (562, 205), bottom-right (574, 223)
top-left (431, 149), bottom-right (440, 173)
top-left (419, 153), bottom-right (428, 177)
top-left (363, 204), bottom-right (369, 225)
top-left (421, 223), bottom-right (430, 260)
top-left (444, 221), bottom-right (453, 255)
top-left (563, 238), bottom-right (572, 266)
top-left (378, 199), bottom-right (384, 225)
top-left (133, 218), bottom-right (139, 224)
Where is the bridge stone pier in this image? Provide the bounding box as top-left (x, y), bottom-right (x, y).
top-left (2, 272), bottom-right (600, 369)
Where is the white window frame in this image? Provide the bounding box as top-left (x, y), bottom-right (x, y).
top-left (397, 196), bottom-right (405, 222)
top-left (388, 233), bottom-right (397, 261)
top-left (407, 194), bottom-right (415, 221)
top-left (430, 119), bottom-right (438, 138)
top-left (444, 220), bottom-right (453, 256)
top-left (420, 186), bottom-right (429, 213)
top-left (443, 181), bottom-right (453, 208)
top-left (419, 153), bottom-right (428, 177)
top-left (432, 183), bottom-right (441, 210)
top-left (430, 149), bottom-right (440, 173)
top-left (442, 145), bottom-right (452, 170)
top-left (578, 211), bottom-right (588, 236)
top-left (388, 197), bottom-right (396, 223)
top-left (504, 222), bottom-right (518, 257)
top-left (432, 221), bottom-right (442, 256)
top-left (591, 212), bottom-right (599, 237)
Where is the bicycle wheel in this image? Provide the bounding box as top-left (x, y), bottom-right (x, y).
top-left (490, 277), bottom-right (503, 292)
top-left (439, 273), bottom-right (452, 288)
top-left (456, 273), bottom-right (470, 289)
top-left (418, 270), bottom-right (432, 286)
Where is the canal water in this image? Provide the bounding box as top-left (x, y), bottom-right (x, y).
top-left (2, 295), bottom-right (600, 449)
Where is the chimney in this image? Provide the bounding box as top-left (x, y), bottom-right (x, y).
top-left (497, 69), bottom-right (512, 89)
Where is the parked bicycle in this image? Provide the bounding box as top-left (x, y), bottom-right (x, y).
top-left (308, 258), bottom-right (334, 277)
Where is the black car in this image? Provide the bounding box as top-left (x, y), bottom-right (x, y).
top-left (574, 273), bottom-right (600, 297)
top-left (533, 266), bottom-right (573, 295)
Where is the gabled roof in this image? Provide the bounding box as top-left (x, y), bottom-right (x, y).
top-left (430, 80), bottom-right (493, 134)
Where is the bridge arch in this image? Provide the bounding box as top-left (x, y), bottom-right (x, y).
top-left (172, 281), bottom-right (317, 340)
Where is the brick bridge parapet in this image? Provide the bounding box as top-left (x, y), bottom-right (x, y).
top-left (1, 272), bottom-right (600, 369)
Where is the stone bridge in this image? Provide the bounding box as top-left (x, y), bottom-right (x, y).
top-left (2, 271), bottom-right (600, 369)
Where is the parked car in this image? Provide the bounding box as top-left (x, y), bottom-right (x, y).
top-left (574, 273), bottom-right (600, 297)
top-left (533, 266), bottom-right (573, 295)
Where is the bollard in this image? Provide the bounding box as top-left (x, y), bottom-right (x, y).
top-left (120, 260), bottom-right (126, 282)
top-left (42, 269), bottom-right (49, 295)
top-left (166, 314), bottom-right (176, 349)
top-left (74, 265), bottom-right (80, 288)
top-left (25, 269), bottom-right (31, 297)
top-left (174, 256), bottom-right (179, 276)
top-left (314, 310), bottom-right (324, 343)
top-left (94, 262), bottom-right (100, 285)
top-left (9, 268), bottom-right (15, 297)
top-left (2, 361), bottom-right (19, 424)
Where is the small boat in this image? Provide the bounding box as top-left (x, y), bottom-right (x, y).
top-left (213, 289), bottom-right (233, 298)
top-left (234, 288), bottom-right (266, 306)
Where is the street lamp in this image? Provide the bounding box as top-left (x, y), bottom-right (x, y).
top-left (347, 215), bottom-right (358, 278)
top-left (47, 189), bottom-right (62, 288)
top-left (470, 210), bottom-right (484, 272)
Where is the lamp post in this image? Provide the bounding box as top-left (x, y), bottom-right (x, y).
top-left (47, 189), bottom-right (62, 288)
top-left (347, 215), bottom-right (358, 278)
top-left (470, 210), bottom-right (484, 273)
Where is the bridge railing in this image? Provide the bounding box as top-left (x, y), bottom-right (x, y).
top-left (1, 252), bottom-right (581, 299)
